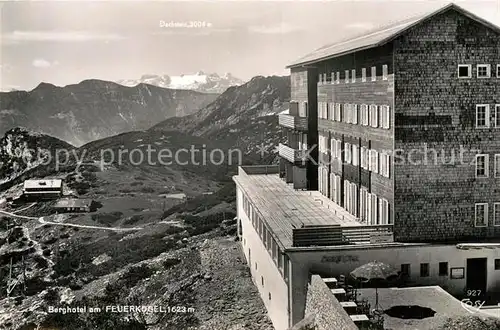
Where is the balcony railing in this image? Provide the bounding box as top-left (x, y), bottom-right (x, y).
top-left (279, 143), bottom-right (307, 164)
top-left (341, 225), bottom-right (394, 245)
top-left (292, 224), bottom-right (394, 247)
top-left (279, 114), bottom-right (308, 131)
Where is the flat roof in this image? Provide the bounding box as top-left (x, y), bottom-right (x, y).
top-left (358, 286), bottom-right (471, 330)
top-left (24, 179), bottom-right (62, 189)
top-left (233, 167), bottom-right (361, 248)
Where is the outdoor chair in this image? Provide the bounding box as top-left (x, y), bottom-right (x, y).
top-left (345, 285), bottom-right (358, 301)
top-left (338, 274), bottom-right (346, 287)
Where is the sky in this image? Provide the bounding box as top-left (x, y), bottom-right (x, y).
top-left (1, 0), bottom-right (499, 91)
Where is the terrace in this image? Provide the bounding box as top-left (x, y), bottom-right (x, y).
top-left (233, 165), bottom-right (394, 249)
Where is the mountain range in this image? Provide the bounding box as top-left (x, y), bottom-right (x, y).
top-left (0, 75), bottom-right (290, 185)
top-left (0, 80), bottom-right (218, 147)
top-left (116, 71), bottom-right (245, 94)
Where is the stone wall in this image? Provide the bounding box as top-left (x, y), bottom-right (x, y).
top-left (303, 275), bottom-right (358, 330)
top-left (393, 9), bottom-right (500, 242)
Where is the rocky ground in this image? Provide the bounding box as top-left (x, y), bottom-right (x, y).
top-left (0, 198), bottom-right (274, 330)
top-left (191, 238), bottom-right (273, 330)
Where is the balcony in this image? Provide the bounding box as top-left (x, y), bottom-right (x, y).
top-left (279, 143), bottom-right (307, 164)
top-left (279, 114), bottom-right (308, 131)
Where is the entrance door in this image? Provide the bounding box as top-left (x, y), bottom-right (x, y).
top-left (466, 258), bottom-right (487, 299)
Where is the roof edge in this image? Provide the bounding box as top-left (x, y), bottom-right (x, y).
top-left (286, 3), bottom-right (500, 69)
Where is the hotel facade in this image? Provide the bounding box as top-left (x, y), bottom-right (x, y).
top-left (235, 4), bottom-right (500, 330)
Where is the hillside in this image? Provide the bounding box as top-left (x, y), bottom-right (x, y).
top-left (152, 75), bottom-right (290, 135)
top-left (0, 80), bottom-right (218, 146)
top-left (0, 127), bottom-right (74, 185)
top-left (151, 75), bottom-right (290, 161)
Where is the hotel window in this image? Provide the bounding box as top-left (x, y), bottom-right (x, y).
top-left (381, 105), bottom-right (390, 129)
top-left (378, 198), bottom-right (389, 224)
top-left (323, 73), bottom-right (327, 83)
top-left (380, 153), bottom-right (390, 178)
top-left (335, 103), bottom-right (342, 121)
top-left (335, 175), bottom-right (341, 204)
top-left (495, 203), bottom-right (500, 226)
top-left (370, 105), bottom-right (379, 127)
top-left (369, 150), bottom-right (379, 173)
top-left (475, 203), bottom-right (488, 227)
top-left (360, 188), bottom-right (368, 222)
top-left (495, 105), bottom-right (500, 127)
top-left (351, 69), bottom-right (356, 83)
top-left (495, 154), bottom-right (500, 178)
top-left (401, 264), bottom-right (410, 277)
top-left (439, 262), bottom-right (448, 276)
top-left (361, 104), bottom-right (369, 126)
top-left (273, 240), bottom-right (278, 263)
top-left (331, 72), bottom-right (335, 84)
top-left (362, 68), bottom-right (367, 82)
top-left (361, 147), bottom-right (369, 170)
top-left (345, 70), bottom-right (349, 83)
top-left (329, 174), bottom-right (334, 201)
top-left (370, 194), bottom-right (378, 224)
top-left (319, 102), bottom-right (327, 119)
top-left (495, 259), bottom-right (500, 270)
top-left (284, 255), bottom-right (289, 282)
top-left (352, 183), bottom-right (358, 217)
top-left (477, 64), bottom-right (491, 78)
top-left (344, 103), bottom-right (350, 123)
top-left (476, 105), bottom-right (490, 128)
top-left (336, 140), bottom-right (342, 159)
top-left (366, 192), bottom-right (372, 223)
top-left (329, 102), bottom-right (335, 119)
top-left (382, 65), bottom-right (388, 80)
top-left (345, 181), bottom-right (350, 212)
top-left (475, 154), bottom-right (489, 178)
top-left (261, 276), bottom-right (264, 286)
top-left (420, 263), bottom-right (430, 277)
top-left (318, 73), bottom-right (323, 84)
top-left (497, 65), bottom-right (500, 78)
top-left (345, 143), bottom-right (352, 164)
top-left (352, 145), bottom-right (359, 166)
top-left (371, 66), bottom-right (377, 81)
top-left (336, 71), bottom-right (340, 84)
top-left (352, 104), bottom-right (359, 125)
top-left (343, 181), bottom-right (347, 208)
top-left (458, 64), bottom-right (472, 78)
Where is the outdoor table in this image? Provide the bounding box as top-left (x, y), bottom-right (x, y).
top-left (323, 277), bottom-right (338, 288)
top-left (350, 314), bottom-right (369, 323)
top-left (340, 301), bottom-right (357, 314)
top-left (330, 288), bottom-right (346, 300)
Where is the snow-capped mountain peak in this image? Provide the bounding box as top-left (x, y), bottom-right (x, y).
top-left (116, 72), bottom-right (245, 94)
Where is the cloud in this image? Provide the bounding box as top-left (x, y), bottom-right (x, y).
top-left (345, 22), bottom-right (375, 30)
top-left (248, 22), bottom-right (302, 34)
top-left (4, 30), bottom-right (125, 43)
top-left (32, 59), bottom-right (59, 68)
